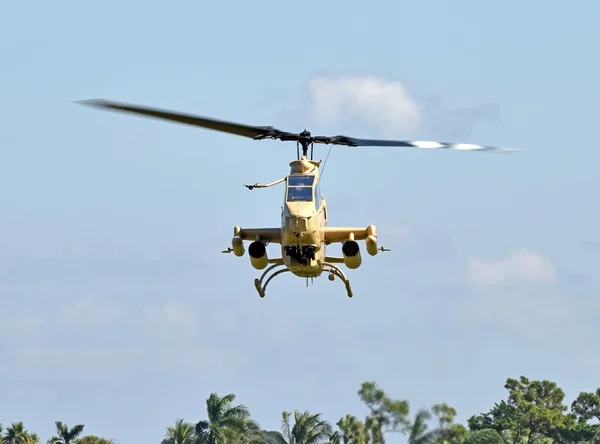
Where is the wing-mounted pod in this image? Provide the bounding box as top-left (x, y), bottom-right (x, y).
top-left (248, 240), bottom-right (269, 270)
top-left (231, 226), bottom-right (245, 257)
top-left (365, 225), bottom-right (378, 256)
top-left (342, 234), bottom-right (362, 269)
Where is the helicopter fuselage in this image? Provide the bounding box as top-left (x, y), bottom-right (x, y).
top-left (230, 154), bottom-right (382, 296)
top-left (280, 157), bottom-right (328, 278)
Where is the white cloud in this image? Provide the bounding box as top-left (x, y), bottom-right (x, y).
top-left (303, 73), bottom-right (502, 140)
top-left (466, 249), bottom-right (557, 288)
top-left (307, 74), bottom-right (422, 137)
top-left (453, 250), bottom-right (570, 339)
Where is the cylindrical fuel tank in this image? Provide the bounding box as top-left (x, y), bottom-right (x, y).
top-left (342, 240), bottom-right (362, 269)
top-left (248, 240), bottom-right (268, 270)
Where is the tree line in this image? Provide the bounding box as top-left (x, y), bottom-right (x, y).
top-left (2, 376), bottom-right (599, 443)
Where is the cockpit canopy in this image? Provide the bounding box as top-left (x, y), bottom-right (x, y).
top-left (286, 174), bottom-right (315, 202)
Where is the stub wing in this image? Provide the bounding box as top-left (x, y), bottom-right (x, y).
top-left (322, 226), bottom-right (376, 244)
top-left (235, 227), bottom-right (281, 243)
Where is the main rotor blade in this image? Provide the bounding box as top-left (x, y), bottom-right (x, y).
top-left (77, 99), bottom-right (520, 153)
top-left (314, 135), bottom-right (520, 153)
top-left (77, 99), bottom-right (291, 140)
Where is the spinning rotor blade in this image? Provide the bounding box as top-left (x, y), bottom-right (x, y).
top-left (312, 135), bottom-right (519, 153)
top-left (77, 99), bottom-right (296, 140)
top-left (77, 99), bottom-right (519, 153)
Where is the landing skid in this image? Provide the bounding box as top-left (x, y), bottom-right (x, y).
top-left (254, 262), bottom-right (353, 298)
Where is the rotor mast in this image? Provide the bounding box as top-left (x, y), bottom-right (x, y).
top-left (296, 130), bottom-right (314, 160)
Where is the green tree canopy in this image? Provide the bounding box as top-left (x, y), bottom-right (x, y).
top-left (467, 376), bottom-right (590, 443)
top-left (161, 419), bottom-right (195, 444)
top-left (280, 410), bottom-right (333, 444)
top-left (47, 422), bottom-right (85, 444)
top-left (462, 429), bottom-right (505, 444)
top-left (3, 376), bottom-right (600, 444)
top-left (73, 436), bottom-right (114, 444)
top-left (194, 392), bottom-right (262, 443)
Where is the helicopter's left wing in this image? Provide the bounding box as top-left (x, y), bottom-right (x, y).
top-left (236, 227), bottom-right (281, 243)
top-left (322, 227), bottom-right (375, 244)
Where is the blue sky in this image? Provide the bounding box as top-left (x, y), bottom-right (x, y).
top-left (1, 0), bottom-right (599, 443)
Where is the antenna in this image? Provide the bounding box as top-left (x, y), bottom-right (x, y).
top-left (319, 144), bottom-right (333, 182)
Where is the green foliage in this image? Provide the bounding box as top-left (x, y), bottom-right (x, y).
top-left (572, 389), bottom-right (600, 424)
top-left (430, 402), bottom-right (468, 443)
top-left (161, 419), bottom-right (196, 444)
top-left (462, 429), bottom-right (505, 444)
top-left (3, 376), bottom-right (599, 444)
top-left (73, 437), bottom-right (114, 444)
top-left (47, 422), bottom-right (85, 444)
top-left (467, 376), bottom-right (600, 444)
top-left (358, 380), bottom-right (410, 437)
top-left (1, 421), bottom-right (39, 444)
top-left (406, 409), bottom-right (435, 444)
top-left (263, 430), bottom-right (287, 444)
top-left (280, 410), bottom-right (333, 444)
top-left (194, 392), bottom-right (262, 443)
top-left (335, 414), bottom-right (369, 443)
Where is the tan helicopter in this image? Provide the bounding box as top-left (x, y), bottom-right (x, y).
top-left (78, 99), bottom-right (519, 298)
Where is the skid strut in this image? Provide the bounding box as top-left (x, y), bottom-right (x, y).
top-left (253, 262), bottom-right (353, 298)
top-left (254, 264), bottom-right (291, 298)
top-left (322, 262), bottom-right (353, 298)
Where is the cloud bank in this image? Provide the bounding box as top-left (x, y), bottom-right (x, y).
top-left (466, 249), bottom-right (557, 288)
top-left (454, 250), bottom-right (575, 340)
top-left (307, 75), bottom-right (422, 136)
top-left (304, 73), bottom-right (500, 139)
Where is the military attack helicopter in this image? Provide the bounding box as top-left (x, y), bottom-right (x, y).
top-left (78, 99), bottom-right (519, 298)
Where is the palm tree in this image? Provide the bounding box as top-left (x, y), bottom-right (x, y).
top-left (236, 421), bottom-right (263, 444)
top-left (161, 419), bottom-right (195, 444)
top-left (195, 392), bottom-right (261, 443)
top-left (47, 422), bottom-right (85, 444)
top-left (335, 415), bottom-right (368, 444)
top-left (25, 433), bottom-right (39, 444)
top-left (2, 422), bottom-right (30, 444)
top-left (280, 410), bottom-right (333, 444)
top-left (405, 409), bottom-right (438, 444)
top-left (263, 431), bottom-right (287, 444)
top-left (327, 431), bottom-right (342, 444)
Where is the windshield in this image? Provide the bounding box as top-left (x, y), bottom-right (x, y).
top-left (288, 175), bottom-right (314, 187)
top-left (287, 186), bottom-right (313, 202)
